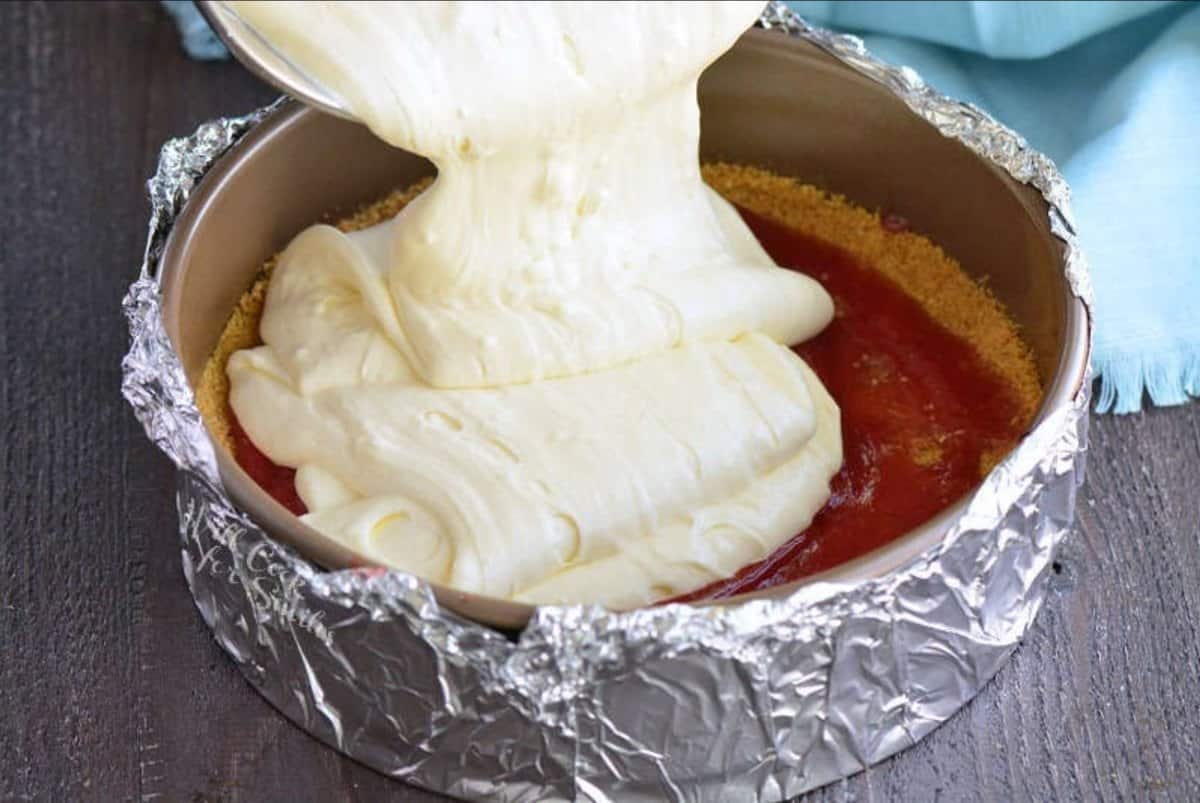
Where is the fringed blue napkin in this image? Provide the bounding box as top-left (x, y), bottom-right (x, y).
top-left (163, 0), bottom-right (1200, 413)
top-left (790, 1), bottom-right (1200, 414)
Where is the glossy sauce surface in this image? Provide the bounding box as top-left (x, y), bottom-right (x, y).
top-left (232, 420), bottom-right (305, 517)
top-left (231, 206), bottom-right (1030, 599)
top-left (674, 208), bottom-right (1029, 600)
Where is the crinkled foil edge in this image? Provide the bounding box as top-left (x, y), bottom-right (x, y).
top-left (122, 5), bottom-right (1092, 801)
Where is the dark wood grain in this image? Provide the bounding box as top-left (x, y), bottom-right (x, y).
top-left (2, 3), bottom-right (1198, 801)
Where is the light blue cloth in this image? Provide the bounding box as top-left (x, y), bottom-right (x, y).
top-left (163, 0), bottom-right (1200, 413)
top-left (790, 1), bottom-right (1200, 414)
top-left (162, 0), bottom-right (229, 61)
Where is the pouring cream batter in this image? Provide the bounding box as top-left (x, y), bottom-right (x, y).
top-left (224, 1), bottom-right (843, 607)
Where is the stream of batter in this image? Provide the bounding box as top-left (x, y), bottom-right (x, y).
top-left (224, 1), bottom-right (842, 607)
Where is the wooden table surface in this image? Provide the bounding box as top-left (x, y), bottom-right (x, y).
top-left (4, 3), bottom-right (1199, 801)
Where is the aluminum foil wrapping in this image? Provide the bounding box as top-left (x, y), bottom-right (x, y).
top-left (122, 5), bottom-right (1093, 800)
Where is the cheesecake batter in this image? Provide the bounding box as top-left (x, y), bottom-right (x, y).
top-left (224, 1), bottom-right (842, 607)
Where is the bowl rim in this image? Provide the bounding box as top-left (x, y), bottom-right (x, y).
top-left (159, 28), bottom-right (1092, 631)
